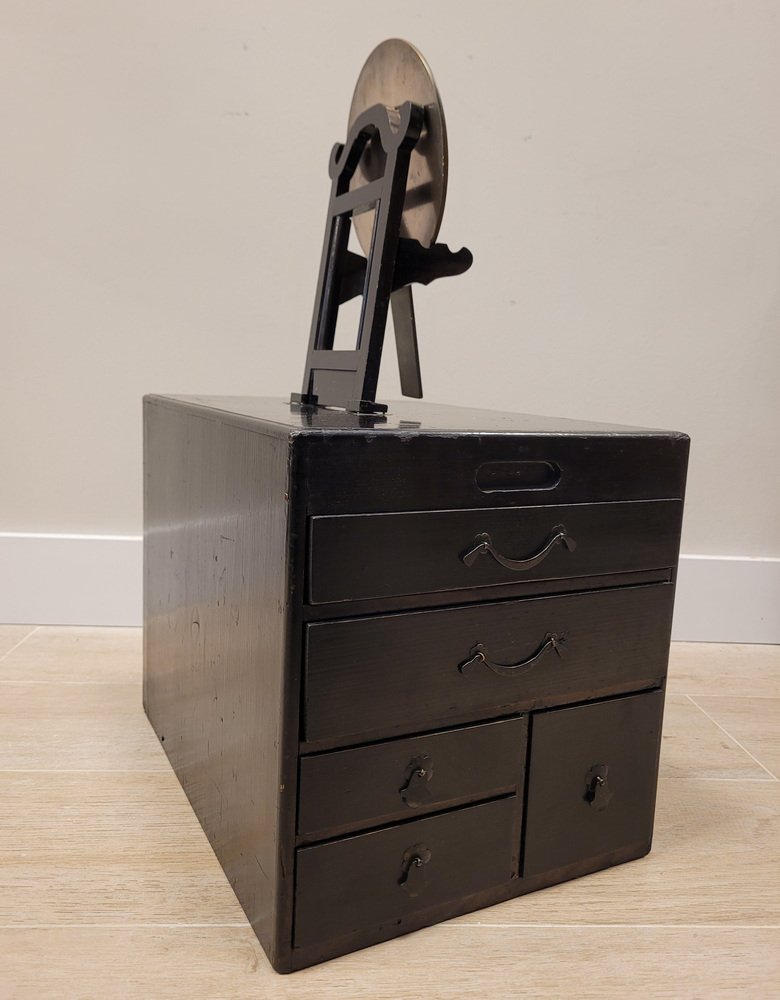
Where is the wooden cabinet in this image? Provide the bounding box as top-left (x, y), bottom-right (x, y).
top-left (143, 395), bottom-right (688, 973)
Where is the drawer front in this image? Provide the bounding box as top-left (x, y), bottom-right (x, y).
top-left (301, 429), bottom-right (690, 516)
top-left (523, 690), bottom-right (664, 877)
top-left (298, 717), bottom-right (527, 840)
top-left (308, 500), bottom-right (682, 604)
top-left (304, 583), bottom-right (674, 744)
top-left (294, 796), bottom-right (516, 948)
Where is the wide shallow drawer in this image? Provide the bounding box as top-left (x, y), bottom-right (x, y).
top-left (294, 796), bottom-right (517, 949)
top-left (308, 499), bottom-right (682, 604)
top-left (298, 717), bottom-right (527, 840)
top-left (523, 689), bottom-right (664, 877)
top-left (304, 583), bottom-right (674, 745)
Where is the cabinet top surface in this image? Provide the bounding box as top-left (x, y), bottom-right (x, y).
top-left (149, 396), bottom-right (687, 440)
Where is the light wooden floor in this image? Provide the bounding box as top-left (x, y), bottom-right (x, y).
top-left (0, 627), bottom-right (778, 999)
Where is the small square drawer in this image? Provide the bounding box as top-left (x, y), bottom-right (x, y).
top-left (298, 717), bottom-right (527, 841)
top-left (523, 689), bottom-right (664, 877)
top-left (308, 500), bottom-right (682, 604)
top-left (294, 796), bottom-right (517, 949)
top-left (304, 583), bottom-right (674, 745)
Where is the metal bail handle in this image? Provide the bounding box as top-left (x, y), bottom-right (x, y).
top-left (459, 633), bottom-right (564, 677)
top-left (461, 524), bottom-right (576, 572)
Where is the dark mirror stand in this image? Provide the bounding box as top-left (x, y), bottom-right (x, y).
top-left (291, 101), bottom-right (472, 415)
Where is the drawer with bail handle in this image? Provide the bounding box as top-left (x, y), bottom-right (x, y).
top-left (308, 499), bottom-right (682, 604)
top-left (304, 583), bottom-right (675, 746)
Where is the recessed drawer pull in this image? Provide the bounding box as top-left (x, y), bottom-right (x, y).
top-left (461, 524), bottom-right (576, 572)
top-left (459, 633), bottom-right (564, 677)
top-left (399, 754), bottom-right (434, 808)
top-left (399, 844), bottom-right (432, 896)
top-left (585, 764), bottom-right (613, 811)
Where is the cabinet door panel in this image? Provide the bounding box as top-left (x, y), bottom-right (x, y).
top-left (523, 690), bottom-right (664, 877)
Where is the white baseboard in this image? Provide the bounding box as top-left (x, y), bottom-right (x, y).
top-left (0, 533), bottom-right (777, 642)
top-left (0, 532), bottom-right (142, 627)
top-left (671, 554), bottom-right (779, 644)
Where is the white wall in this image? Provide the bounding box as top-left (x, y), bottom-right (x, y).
top-left (1, 2), bottom-right (779, 633)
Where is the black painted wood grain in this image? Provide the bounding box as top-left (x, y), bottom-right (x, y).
top-left (308, 500), bottom-right (683, 604)
top-left (163, 396), bottom-right (689, 516)
top-left (304, 584), bottom-right (675, 746)
top-left (523, 689), bottom-right (665, 877)
top-left (300, 430), bottom-right (690, 515)
top-left (302, 567), bottom-right (673, 622)
top-left (290, 836), bottom-right (652, 971)
top-left (169, 394), bottom-right (682, 437)
top-left (297, 717), bottom-right (527, 841)
top-left (294, 797), bottom-right (517, 949)
top-left (143, 397), bottom-right (296, 970)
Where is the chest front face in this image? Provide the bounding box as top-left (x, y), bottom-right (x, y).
top-left (143, 396), bottom-right (689, 973)
top-left (284, 409), bottom-right (688, 969)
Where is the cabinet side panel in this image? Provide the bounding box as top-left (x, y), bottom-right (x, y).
top-left (143, 398), bottom-right (291, 966)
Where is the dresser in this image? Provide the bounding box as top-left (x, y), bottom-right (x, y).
top-left (143, 394), bottom-right (689, 973)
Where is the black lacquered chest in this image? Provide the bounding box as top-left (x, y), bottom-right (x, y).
top-left (143, 394), bottom-right (689, 972)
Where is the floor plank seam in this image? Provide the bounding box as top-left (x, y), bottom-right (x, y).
top-left (0, 923), bottom-right (251, 930)
top-left (686, 694), bottom-right (778, 781)
top-left (444, 923), bottom-right (780, 930)
top-left (0, 680), bottom-right (143, 686)
top-left (1, 922), bottom-right (777, 931)
top-left (0, 769), bottom-right (171, 774)
top-left (688, 776), bottom-right (777, 783)
top-left (0, 626), bottom-right (39, 664)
